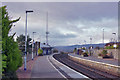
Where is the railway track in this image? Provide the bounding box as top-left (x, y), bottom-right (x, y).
top-left (53, 54), bottom-right (119, 80)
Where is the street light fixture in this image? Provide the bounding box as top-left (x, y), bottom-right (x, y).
top-left (24, 10), bottom-right (33, 71)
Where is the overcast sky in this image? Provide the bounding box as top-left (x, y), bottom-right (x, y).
top-left (2, 2), bottom-right (118, 46)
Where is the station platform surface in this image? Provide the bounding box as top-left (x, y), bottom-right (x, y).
top-left (31, 55), bottom-right (63, 78)
top-left (69, 53), bottom-right (119, 66)
top-left (31, 54), bottom-right (89, 79)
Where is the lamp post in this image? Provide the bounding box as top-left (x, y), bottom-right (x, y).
top-left (79, 42), bottom-right (81, 48)
top-left (37, 34), bottom-right (41, 42)
top-left (112, 33), bottom-right (117, 54)
top-left (103, 29), bottom-right (104, 45)
top-left (32, 32), bottom-right (36, 60)
top-left (90, 37), bottom-right (92, 48)
top-left (90, 37), bottom-right (92, 56)
top-left (111, 38), bottom-right (113, 42)
top-left (90, 37), bottom-right (92, 44)
top-left (24, 10), bottom-right (33, 71)
top-left (84, 40), bottom-right (86, 45)
top-left (112, 33), bottom-right (116, 43)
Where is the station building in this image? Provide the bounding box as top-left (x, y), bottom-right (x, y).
top-left (34, 42), bottom-right (53, 55)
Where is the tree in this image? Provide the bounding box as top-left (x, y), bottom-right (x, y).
top-left (82, 47), bottom-right (86, 50)
top-left (16, 34), bottom-right (32, 54)
top-left (1, 6), bottom-right (22, 79)
top-left (73, 48), bottom-right (77, 53)
top-left (95, 46), bottom-right (100, 50)
top-left (38, 48), bottom-right (43, 56)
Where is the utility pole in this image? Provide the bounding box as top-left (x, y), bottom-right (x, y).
top-left (46, 12), bottom-right (49, 45)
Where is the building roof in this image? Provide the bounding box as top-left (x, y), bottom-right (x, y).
top-left (40, 43), bottom-right (53, 48)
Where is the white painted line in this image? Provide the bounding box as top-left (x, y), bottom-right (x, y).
top-left (68, 54), bottom-right (120, 68)
top-left (47, 56), bottom-right (67, 79)
top-left (52, 53), bottom-right (90, 79)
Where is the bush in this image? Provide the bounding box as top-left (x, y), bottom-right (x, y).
top-left (53, 49), bottom-right (58, 53)
top-left (5, 37), bottom-right (23, 73)
top-left (82, 47), bottom-right (86, 50)
top-left (73, 48), bottom-right (77, 53)
top-left (60, 51), bottom-right (65, 54)
top-left (105, 46), bottom-right (114, 49)
top-left (1, 6), bottom-right (22, 78)
top-left (95, 46), bottom-right (100, 50)
top-left (98, 53), bottom-right (102, 56)
top-left (101, 50), bottom-right (107, 57)
top-left (98, 50), bottom-right (113, 58)
top-left (38, 48), bottom-right (43, 56)
top-left (82, 52), bottom-right (88, 57)
top-left (78, 50), bottom-right (83, 55)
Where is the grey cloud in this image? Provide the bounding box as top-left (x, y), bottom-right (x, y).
top-left (49, 29), bottom-right (78, 39)
top-left (2, 2), bottom-right (118, 46)
top-left (3, 2), bottom-right (117, 21)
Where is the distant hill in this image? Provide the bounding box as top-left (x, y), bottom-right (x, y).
top-left (54, 43), bottom-right (105, 52)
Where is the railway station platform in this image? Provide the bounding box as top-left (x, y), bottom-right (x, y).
top-left (31, 55), bottom-right (63, 78)
top-left (30, 53), bottom-right (89, 79)
top-left (68, 53), bottom-right (120, 77)
top-left (69, 53), bottom-right (119, 66)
